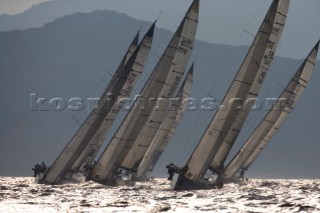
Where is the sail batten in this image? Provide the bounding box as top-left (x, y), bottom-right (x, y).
top-left (89, 0), bottom-right (199, 182)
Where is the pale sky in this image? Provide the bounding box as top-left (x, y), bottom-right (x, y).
top-left (0, 0), bottom-right (319, 59)
top-left (0, 0), bottom-right (49, 15)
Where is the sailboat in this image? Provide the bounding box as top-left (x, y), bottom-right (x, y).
top-left (88, 0), bottom-right (199, 185)
top-left (36, 23), bottom-right (155, 184)
top-left (68, 22), bottom-right (155, 177)
top-left (217, 40), bottom-right (319, 184)
top-left (171, 0), bottom-right (290, 190)
top-left (134, 63), bottom-right (194, 180)
top-left (119, 63), bottom-right (193, 175)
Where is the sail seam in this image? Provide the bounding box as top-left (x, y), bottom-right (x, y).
top-left (172, 70), bottom-right (184, 75)
top-left (275, 22), bottom-right (285, 26)
top-left (234, 80), bottom-right (251, 86)
top-left (307, 59), bottom-right (316, 65)
top-left (284, 89), bottom-right (294, 94)
top-left (276, 11), bottom-right (287, 18)
top-left (258, 30), bottom-right (271, 36)
top-left (186, 17), bottom-right (198, 23)
top-left (262, 119), bottom-right (275, 124)
top-left (297, 82), bottom-right (307, 88)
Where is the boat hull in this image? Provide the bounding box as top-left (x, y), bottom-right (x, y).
top-left (171, 174), bottom-right (216, 190)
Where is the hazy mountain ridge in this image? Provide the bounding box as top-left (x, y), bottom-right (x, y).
top-left (0, 9), bottom-right (319, 178)
top-left (0, 0), bottom-right (112, 32)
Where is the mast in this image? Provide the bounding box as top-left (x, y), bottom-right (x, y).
top-left (69, 22), bottom-right (156, 174)
top-left (89, 0), bottom-right (199, 182)
top-left (40, 31), bottom-right (143, 184)
top-left (220, 41), bottom-right (319, 179)
top-left (209, 0), bottom-right (290, 173)
top-left (175, 0), bottom-right (290, 187)
top-left (135, 64), bottom-right (193, 178)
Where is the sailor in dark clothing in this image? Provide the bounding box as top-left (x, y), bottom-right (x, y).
top-left (83, 161), bottom-right (96, 176)
top-left (32, 163), bottom-right (40, 177)
top-left (83, 164), bottom-right (90, 176)
top-left (166, 163), bottom-right (180, 181)
top-left (32, 162), bottom-right (47, 177)
top-left (239, 169), bottom-right (245, 181)
top-left (40, 162), bottom-right (47, 173)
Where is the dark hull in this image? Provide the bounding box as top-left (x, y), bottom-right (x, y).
top-left (172, 174), bottom-right (216, 190)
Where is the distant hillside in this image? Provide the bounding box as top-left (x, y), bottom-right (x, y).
top-left (0, 9), bottom-right (319, 178)
top-left (0, 0), bottom-right (138, 32)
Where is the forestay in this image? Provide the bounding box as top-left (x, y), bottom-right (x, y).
top-left (69, 22), bottom-right (155, 174)
top-left (89, 0), bottom-right (199, 182)
top-left (135, 64), bottom-right (194, 178)
top-left (41, 31), bottom-right (142, 184)
top-left (220, 40), bottom-right (319, 178)
top-left (181, 0), bottom-right (290, 182)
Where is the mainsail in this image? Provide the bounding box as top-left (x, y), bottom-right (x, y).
top-left (40, 29), bottom-right (148, 184)
top-left (210, 0), bottom-right (290, 172)
top-left (220, 40), bottom-right (319, 180)
top-left (69, 23), bottom-right (155, 174)
top-left (135, 64), bottom-right (194, 178)
top-left (89, 0), bottom-right (199, 183)
top-left (173, 0), bottom-right (290, 190)
top-left (120, 64), bottom-right (194, 172)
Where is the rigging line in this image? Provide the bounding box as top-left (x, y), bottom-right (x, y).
top-left (243, 0), bottom-right (269, 32)
top-left (151, 2), bottom-right (189, 56)
top-left (237, 89), bottom-right (278, 148)
top-left (156, 11), bottom-right (163, 22)
top-left (44, 98), bottom-right (89, 162)
top-left (44, 35), bottom-right (131, 163)
top-left (236, 98), bottom-right (269, 146)
top-left (207, 0), bottom-right (269, 98)
top-left (45, 118), bottom-right (78, 163)
top-left (242, 116), bottom-right (260, 140)
top-left (96, 25), bottom-right (145, 95)
top-left (243, 30), bottom-right (255, 38)
top-left (138, 21), bottom-right (145, 32)
top-left (265, 37), bottom-right (286, 98)
top-left (227, 1), bottom-right (283, 148)
top-left (177, 109), bottom-right (202, 165)
top-left (72, 116), bottom-right (83, 126)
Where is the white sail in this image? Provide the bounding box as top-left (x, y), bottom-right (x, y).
top-left (135, 64), bottom-right (193, 178)
top-left (175, 0), bottom-right (290, 186)
top-left (40, 31), bottom-right (145, 184)
top-left (120, 63), bottom-right (193, 172)
top-left (219, 41), bottom-right (319, 178)
top-left (69, 23), bottom-right (155, 174)
top-left (210, 0), bottom-right (290, 171)
top-left (89, 0), bottom-right (199, 182)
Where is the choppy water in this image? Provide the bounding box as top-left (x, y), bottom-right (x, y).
top-left (0, 177), bottom-right (319, 212)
